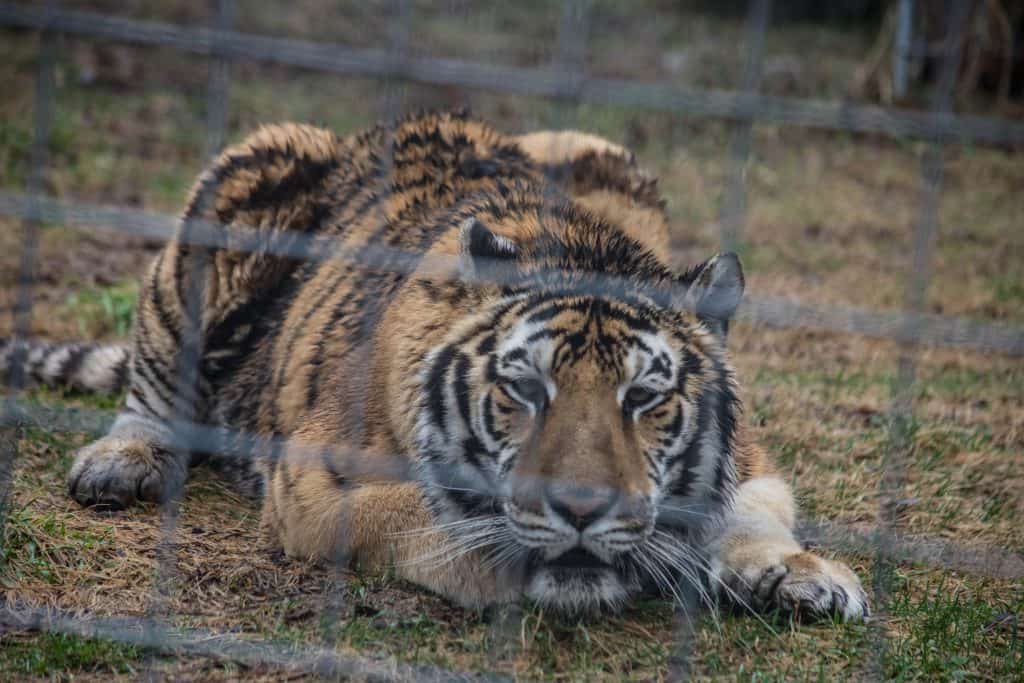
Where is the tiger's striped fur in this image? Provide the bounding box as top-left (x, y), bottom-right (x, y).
top-left (0, 339), bottom-right (129, 393)
top-left (7, 111), bottom-right (867, 618)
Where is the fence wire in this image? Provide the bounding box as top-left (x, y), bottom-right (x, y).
top-left (719, 0), bottom-right (771, 254)
top-left (0, 603), bottom-right (505, 682)
top-left (2, 190), bottom-right (1021, 356)
top-left (3, 392), bottom-right (1021, 574)
top-left (3, 2), bottom-right (1024, 145)
top-left (1, 0), bottom-right (1022, 680)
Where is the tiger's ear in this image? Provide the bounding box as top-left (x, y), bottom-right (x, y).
top-left (458, 217), bottom-right (518, 282)
top-left (676, 252), bottom-right (744, 338)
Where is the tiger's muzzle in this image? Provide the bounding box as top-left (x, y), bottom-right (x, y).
top-left (506, 480), bottom-right (655, 565)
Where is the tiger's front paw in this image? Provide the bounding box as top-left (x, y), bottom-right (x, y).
top-left (67, 437), bottom-right (185, 510)
top-left (721, 551), bottom-right (869, 622)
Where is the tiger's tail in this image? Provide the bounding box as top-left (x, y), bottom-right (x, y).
top-left (0, 338), bottom-right (130, 394)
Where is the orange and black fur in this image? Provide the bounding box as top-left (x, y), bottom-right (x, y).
top-left (2, 111), bottom-right (867, 616)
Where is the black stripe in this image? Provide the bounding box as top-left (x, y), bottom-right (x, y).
top-left (710, 361), bottom-right (740, 502)
top-left (526, 328), bottom-right (558, 344)
top-left (445, 486), bottom-right (489, 518)
top-left (128, 385), bottom-right (158, 417)
top-left (680, 349), bottom-right (702, 397)
top-left (482, 393), bottom-right (504, 443)
top-left (148, 251), bottom-right (182, 347)
top-left (503, 348), bottom-right (527, 364)
top-left (269, 265), bottom-right (349, 426)
top-left (552, 329), bottom-right (589, 368)
top-left (665, 399), bottom-right (705, 496)
top-left (452, 352), bottom-right (473, 427)
top-left (426, 344), bottom-right (457, 430)
top-left (642, 449), bottom-right (660, 475)
top-left (113, 351), bottom-right (130, 390)
top-left (132, 320), bottom-right (178, 409)
top-left (476, 333), bottom-right (496, 355)
top-left (205, 272), bottom-right (307, 393)
top-left (462, 435), bottom-right (488, 471)
top-left (339, 187), bottom-right (384, 233)
top-left (57, 345), bottom-right (92, 384)
top-left (484, 354), bottom-right (499, 383)
top-left (130, 350), bottom-right (176, 414)
top-left (304, 284), bottom-right (360, 410)
top-left (238, 156), bottom-right (338, 212)
top-left (649, 354), bottom-right (671, 380)
top-left (665, 403), bottom-right (685, 440)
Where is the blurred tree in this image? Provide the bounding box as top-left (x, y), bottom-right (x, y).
top-left (856, 0), bottom-right (1024, 109)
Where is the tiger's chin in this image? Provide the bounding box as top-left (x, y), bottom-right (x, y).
top-left (523, 551), bottom-right (638, 613)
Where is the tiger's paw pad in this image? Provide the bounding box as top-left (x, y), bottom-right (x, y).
top-left (727, 552), bottom-right (869, 622)
top-left (67, 437), bottom-right (184, 510)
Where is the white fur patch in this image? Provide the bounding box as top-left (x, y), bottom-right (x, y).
top-left (79, 346), bottom-right (128, 392)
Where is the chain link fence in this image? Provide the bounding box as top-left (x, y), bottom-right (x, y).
top-left (1, 0), bottom-right (1022, 679)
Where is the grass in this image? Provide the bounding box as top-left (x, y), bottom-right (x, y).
top-left (1, 2), bottom-right (1022, 680)
top-left (0, 632), bottom-right (141, 678)
top-left (885, 574), bottom-right (1024, 681)
top-left (64, 281), bottom-right (139, 338)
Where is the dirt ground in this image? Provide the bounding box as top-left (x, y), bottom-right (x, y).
top-left (1, 2), bottom-right (1022, 680)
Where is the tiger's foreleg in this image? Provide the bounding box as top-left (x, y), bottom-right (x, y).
top-left (67, 245), bottom-right (206, 509)
top-left (262, 451), bottom-right (521, 609)
top-left (68, 123), bottom-right (340, 510)
top-left (709, 476), bottom-right (869, 621)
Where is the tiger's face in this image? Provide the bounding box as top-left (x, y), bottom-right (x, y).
top-left (415, 217), bottom-right (745, 611)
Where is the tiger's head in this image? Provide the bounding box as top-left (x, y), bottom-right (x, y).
top-left (415, 203), bottom-right (745, 612)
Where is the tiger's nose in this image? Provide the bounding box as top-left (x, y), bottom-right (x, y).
top-left (544, 483), bottom-right (619, 530)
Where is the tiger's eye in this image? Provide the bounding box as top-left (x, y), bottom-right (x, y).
top-left (624, 387), bottom-right (658, 412)
top-left (505, 377), bottom-right (547, 409)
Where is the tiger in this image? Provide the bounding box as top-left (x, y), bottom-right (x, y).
top-left (1, 110), bottom-right (868, 618)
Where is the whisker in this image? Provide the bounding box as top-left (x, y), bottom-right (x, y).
top-left (481, 540), bottom-right (524, 572)
top-left (403, 526), bottom-right (503, 552)
top-left (400, 535), bottom-right (505, 570)
top-left (646, 537), bottom-right (716, 617)
top-left (655, 504), bottom-right (716, 521)
top-left (645, 536), bottom-right (720, 632)
top-left (653, 530), bottom-right (777, 636)
top-left (632, 541), bottom-right (700, 623)
top-left (650, 533), bottom-right (721, 608)
top-left (387, 515), bottom-right (503, 539)
top-left (434, 483), bottom-right (491, 495)
top-left (396, 525), bottom-right (511, 569)
top-left (635, 546), bottom-right (685, 609)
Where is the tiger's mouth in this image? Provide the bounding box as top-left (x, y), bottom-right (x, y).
top-left (523, 547), bottom-right (631, 611)
top-left (543, 547), bottom-right (611, 570)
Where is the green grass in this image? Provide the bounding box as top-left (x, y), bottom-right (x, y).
top-left (0, 118), bottom-right (32, 187)
top-left (64, 281), bottom-right (139, 338)
top-left (884, 575), bottom-right (1024, 681)
top-left (0, 632), bottom-right (141, 678)
top-left (992, 274), bottom-right (1024, 305)
top-left (1, 502), bottom-right (116, 586)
